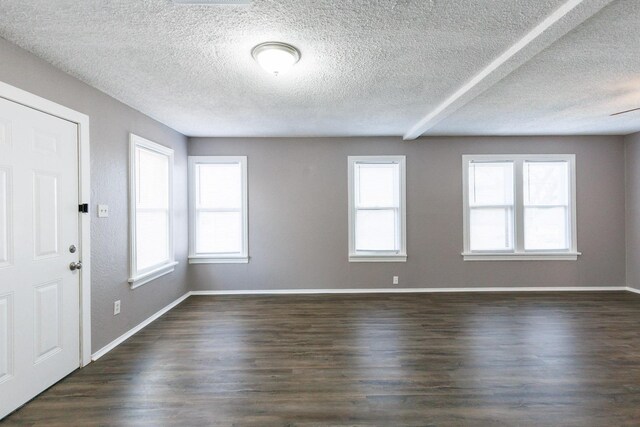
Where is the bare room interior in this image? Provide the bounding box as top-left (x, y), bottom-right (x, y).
top-left (0, 0), bottom-right (639, 425)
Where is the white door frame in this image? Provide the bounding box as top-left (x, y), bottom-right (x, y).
top-left (0, 81), bottom-right (92, 367)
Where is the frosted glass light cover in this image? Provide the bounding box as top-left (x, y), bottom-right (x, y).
top-left (252, 42), bottom-right (300, 76)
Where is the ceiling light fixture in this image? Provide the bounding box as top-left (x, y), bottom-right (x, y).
top-left (251, 42), bottom-right (301, 76)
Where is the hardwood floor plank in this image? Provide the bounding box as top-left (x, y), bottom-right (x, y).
top-left (3, 292), bottom-right (640, 426)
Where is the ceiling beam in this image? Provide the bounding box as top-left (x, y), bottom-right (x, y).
top-left (403, 0), bottom-right (615, 140)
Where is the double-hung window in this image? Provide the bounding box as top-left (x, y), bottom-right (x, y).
top-left (128, 134), bottom-right (177, 288)
top-left (462, 154), bottom-right (578, 260)
top-left (348, 156), bottom-right (407, 262)
top-left (188, 156), bottom-right (248, 263)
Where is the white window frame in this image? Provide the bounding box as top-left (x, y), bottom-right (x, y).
top-left (128, 134), bottom-right (177, 288)
top-left (188, 156), bottom-right (249, 264)
top-left (462, 154), bottom-right (580, 261)
top-left (348, 155), bottom-right (407, 262)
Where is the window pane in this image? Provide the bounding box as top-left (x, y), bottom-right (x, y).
top-left (197, 211), bottom-right (242, 254)
top-left (197, 163), bottom-right (242, 209)
top-left (469, 161), bottom-right (514, 206)
top-left (356, 163), bottom-right (399, 208)
top-left (469, 207), bottom-right (513, 251)
top-left (136, 211), bottom-right (169, 270)
top-left (136, 147), bottom-right (169, 209)
top-left (355, 209), bottom-right (397, 251)
top-left (524, 161), bottom-right (569, 206)
top-left (525, 207), bottom-right (568, 250)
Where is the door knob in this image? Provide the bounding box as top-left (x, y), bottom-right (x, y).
top-left (69, 261), bottom-right (82, 271)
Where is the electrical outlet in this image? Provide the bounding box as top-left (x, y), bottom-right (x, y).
top-left (393, 276), bottom-right (399, 285)
top-left (114, 300), bottom-right (121, 315)
top-left (98, 204), bottom-right (109, 218)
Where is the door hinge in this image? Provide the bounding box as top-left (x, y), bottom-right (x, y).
top-left (79, 203), bottom-right (89, 214)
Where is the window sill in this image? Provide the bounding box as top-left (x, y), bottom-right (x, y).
top-left (462, 252), bottom-right (581, 261)
top-left (189, 256), bottom-right (249, 264)
top-left (129, 261), bottom-right (178, 289)
top-left (349, 254), bottom-right (407, 263)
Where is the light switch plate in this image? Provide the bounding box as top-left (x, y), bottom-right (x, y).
top-left (98, 204), bottom-right (109, 218)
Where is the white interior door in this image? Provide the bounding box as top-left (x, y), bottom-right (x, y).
top-left (0, 96), bottom-right (80, 419)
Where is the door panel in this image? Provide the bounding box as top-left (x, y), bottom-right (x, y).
top-left (33, 172), bottom-right (59, 259)
top-left (0, 96), bottom-right (80, 419)
top-left (0, 294), bottom-right (11, 383)
top-left (32, 130), bottom-right (58, 155)
top-left (0, 118), bottom-right (10, 147)
top-left (0, 167), bottom-right (10, 267)
top-left (34, 280), bottom-right (63, 363)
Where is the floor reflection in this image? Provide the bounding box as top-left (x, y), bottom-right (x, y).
top-left (4, 292), bottom-right (640, 425)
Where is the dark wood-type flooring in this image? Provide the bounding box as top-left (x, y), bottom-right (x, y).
top-left (3, 292), bottom-right (640, 426)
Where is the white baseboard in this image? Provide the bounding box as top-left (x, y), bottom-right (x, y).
top-left (91, 292), bottom-right (190, 361)
top-left (89, 286), bottom-right (636, 363)
top-left (190, 286), bottom-right (628, 296)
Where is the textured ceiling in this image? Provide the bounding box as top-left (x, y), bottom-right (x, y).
top-left (0, 0), bottom-right (637, 137)
top-left (431, 0), bottom-right (640, 136)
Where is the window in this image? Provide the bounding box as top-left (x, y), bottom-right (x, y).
top-left (188, 156), bottom-right (248, 263)
top-left (348, 156), bottom-right (406, 262)
top-left (462, 154), bottom-right (578, 261)
top-left (128, 134), bottom-right (176, 288)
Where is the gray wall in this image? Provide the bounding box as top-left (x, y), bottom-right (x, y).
top-left (189, 136), bottom-right (626, 291)
top-left (625, 131), bottom-right (640, 289)
top-left (0, 35), bottom-right (631, 352)
top-left (0, 37), bottom-right (189, 351)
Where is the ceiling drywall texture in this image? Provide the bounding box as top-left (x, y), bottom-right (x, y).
top-left (430, 0), bottom-right (640, 136)
top-left (0, 0), bottom-right (636, 137)
top-left (0, 0), bottom-right (640, 136)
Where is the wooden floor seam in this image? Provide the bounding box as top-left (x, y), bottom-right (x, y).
top-left (3, 291), bottom-right (640, 426)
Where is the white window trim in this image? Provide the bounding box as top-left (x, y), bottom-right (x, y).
top-left (128, 134), bottom-right (177, 288)
top-left (462, 154), bottom-right (580, 261)
top-left (348, 155), bottom-right (407, 262)
top-left (188, 156), bottom-right (249, 264)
